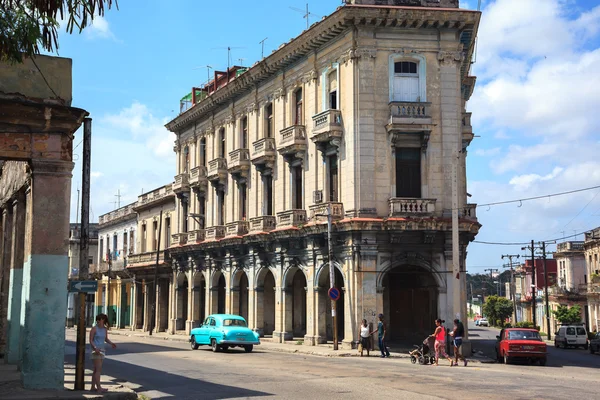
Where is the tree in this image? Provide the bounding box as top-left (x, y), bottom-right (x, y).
top-left (552, 305), bottom-right (582, 325)
top-left (494, 297), bottom-right (514, 326)
top-left (483, 295), bottom-right (499, 325)
top-left (0, 0), bottom-right (117, 64)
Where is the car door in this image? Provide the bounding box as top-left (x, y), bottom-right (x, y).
top-left (207, 317), bottom-right (217, 342)
top-left (496, 329), bottom-right (504, 358)
top-left (566, 327), bottom-right (576, 345)
top-left (196, 317), bottom-right (211, 345)
top-left (576, 327), bottom-right (586, 345)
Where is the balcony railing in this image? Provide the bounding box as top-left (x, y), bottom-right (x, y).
top-left (187, 229), bottom-right (205, 243)
top-left (189, 166), bottom-right (208, 191)
top-left (205, 226), bottom-right (226, 240)
top-left (462, 112), bottom-right (473, 135)
top-left (128, 251), bottom-right (167, 266)
top-left (389, 198), bottom-right (436, 217)
top-left (226, 221), bottom-right (249, 237)
top-left (249, 216), bottom-right (277, 233)
top-left (311, 110), bottom-right (342, 143)
top-left (277, 210), bottom-right (307, 228)
top-left (173, 173), bottom-right (190, 193)
top-left (228, 148), bottom-right (251, 177)
top-left (171, 233), bottom-right (188, 246)
top-left (309, 202), bottom-right (344, 221)
top-left (99, 204), bottom-right (136, 225)
top-left (462, 204), bottom-right (477, 220)
top-left (207, 158), bottom-right (228, 184)
top-left (278, 125), bottom-right (307, 156)
top-left (251, 138), bottom-right (277, 168)
top-left (389, 102), bottom-right (431, 120)
top-left (137, 184), bottom-right (174, 209)
top-left (556, 241), bottom-right (584, 252)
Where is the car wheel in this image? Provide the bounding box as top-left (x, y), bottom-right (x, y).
top-left (211, 338), bottom-right (220, 353)
top-left (244, 345), bottom-right (253, 353)
top-left (429, 356), bottom-right (436, 364)
top-left (539, 357), bottom-right (547, 366)
top-left (503, 353), bottom-right (510, 365)
top-left (190, 336), bottom-right (199, 350)
top-left (222, 345), bottom-right (229, 352)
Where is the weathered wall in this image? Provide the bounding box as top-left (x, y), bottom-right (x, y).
top-left (0, 55), bottom-right (72, 105)
top-left (347, 0), bottom-right (459, 7)
top-left (0, 162), bottom-right (29, 206)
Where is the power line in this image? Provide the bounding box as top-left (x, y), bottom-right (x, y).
top-left (560, 188), bottom-right (600, 231)
top-left (473, 228), bottom-right (591, 246)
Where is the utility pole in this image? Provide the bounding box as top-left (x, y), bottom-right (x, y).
top-left (501, 254), bottom-right (520, 325)
top-left (149, 210), bottom-right (163, 335)
top-left (75, 117), bottom-right (92, 391)
top-left (327, 204), bottom-right (338, 351)
top-left (529, 240), bottom-right (537, 329)
top-left (541, 242), bottom-right (551, 340)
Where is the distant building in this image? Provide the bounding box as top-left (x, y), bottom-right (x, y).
top-left (584, 228), bottom-right (600, 332)
top-left (515, 259), bottom-right (557, 328)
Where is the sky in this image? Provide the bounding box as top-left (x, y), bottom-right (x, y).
top-left (51, 0), bottom-right (600, 274)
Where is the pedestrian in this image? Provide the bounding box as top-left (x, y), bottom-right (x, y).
top-left (450, 319), bottom-right (468, 367)
top-left (358, 319), bottom-right (371, 357)
top-left (430, 319), bottom-right (453, 366)
top-left (372, 314), bottom-right (390, 358)
top-left (89, 313), bottom-right (117, 393)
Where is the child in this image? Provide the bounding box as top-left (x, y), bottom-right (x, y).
top-left (89, 313), bottom-right (117, 393)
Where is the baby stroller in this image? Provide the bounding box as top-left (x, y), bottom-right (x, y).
top-left (409, 336), bottom-right (436, 365)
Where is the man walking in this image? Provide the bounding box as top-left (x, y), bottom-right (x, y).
top-left (450, 318), bottom-right (468, 367)
top-left (373, 314), bottom-right (390, 358)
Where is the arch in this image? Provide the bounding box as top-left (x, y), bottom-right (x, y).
top-left (388, 52), bottom-right (427, 103)
top-left (314, 261), bottom-right (346, 289)
top-left (283, 264), bottom-right (308, 288)
top-left (192, 271), bottom-right (206, 324)
top-left (255, 266), bottom-right (276, 336)
top-left (231, 269), bottom-right (249, 321)
top-left (282, 266), bottom-right (307, 338)
top-left (377, 257), bottom-right (445, 292)
top-left (176, 272), bottom-right (189, 331)
top-left (315, 262), bottom-right (346, 341)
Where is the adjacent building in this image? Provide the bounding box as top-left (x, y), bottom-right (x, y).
top-left (584, 228), bottom-right (600, 332)
top-left (163, 0), bottom-right (481, 347)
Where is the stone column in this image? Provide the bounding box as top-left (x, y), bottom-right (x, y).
top-left (282, 288), bottom-right (293, 341)
top-left (186, 273), bottom-right (194, 334)
top-left (142, 282), bottom-right (151, 332)
top-left (272, 286), bottom-right (284, 343)
top-left (303, 284), bottom-right (318, 346)
top-left (130, 280), bottom-right (137, 331)
top-left (19, 159), bottom-right (73, 389)
top-left (115, 279), bottom-right (122, 328)
top-left (168, 273), bottom-right (176, 334)
top-left (0, 207), bottom-right (13, 358)
top-left (6, 193), bottom-right (26, 364)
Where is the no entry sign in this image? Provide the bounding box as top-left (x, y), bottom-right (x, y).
top-left (328, 287), bottom-right (340, 301)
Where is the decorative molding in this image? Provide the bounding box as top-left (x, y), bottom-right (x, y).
top-left (437, 51), bottom-right (465, 66)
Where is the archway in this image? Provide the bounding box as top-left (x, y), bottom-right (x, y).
top-left (283, 267), bottom-right (307, 338)
top-left (382, 265), bottom-right (438, 341)
top-left (176, 273), bottom-right (188, 331)
top-left (317, 264), bottom-right (345, 341)
top-left (218, 274), bottom-right (226, 314)
top-left (256, 268), bottom-right (276, 336)
top-left (192, 272), bottom-right (206, 325)
top-left (232, 270), bottom-right (249, 321)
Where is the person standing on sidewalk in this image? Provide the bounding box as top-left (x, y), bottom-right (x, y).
top-left (373, 314), bottom-right (390, 358)
top-left (89, 313), bottom-right (117, 393)
top-left (430, 319), bottom-right (453, 366)
top-left (358, 319), bottom-right (372, 357)
top-left (450, 319), bottom-right (468, 367)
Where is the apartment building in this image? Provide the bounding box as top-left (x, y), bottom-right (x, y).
top-left (584, 228), bottom-right (600, 331)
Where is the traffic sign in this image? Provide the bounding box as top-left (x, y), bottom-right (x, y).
top-left (328, 287), bottom-right (340, 301)
top-left (69, 280), bottom-right (98, 293)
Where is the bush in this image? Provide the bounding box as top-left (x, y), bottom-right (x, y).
top-left (515, 321), bottom-right (534, 328)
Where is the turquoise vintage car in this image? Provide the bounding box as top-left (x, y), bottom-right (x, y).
top-left (189, 314), bottom-right (260, 353)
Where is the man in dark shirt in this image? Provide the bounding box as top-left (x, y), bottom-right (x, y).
top-left (450, 319), bottom-right (468, 366)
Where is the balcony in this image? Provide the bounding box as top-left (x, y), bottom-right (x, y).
top-left (207, 158), bottom-right (228, 185)
top-left (556, 241), bottom-right (584, 252)
top-left (226, 221), bottom-right (249, 237)
top-left (187, 229), bottom-right (205, 243)
top-left (128, 250), bottom-right (167, 266)
top-left (205, 225), bottom-right (226, 241)
top-left (249, 216), bottom-right (277, 233)
top-left (462, 203), bottom-right (477, 220)
top-left (278, 125), bottom-right (307, 159)
top-left (462, 112), bottom-right (474, 149)
top-left (189, 166), bottom-right (208, 193)
top-left (387, 102), bottom-right (433, 149)
top-left (228, 149), bottom-right (251, 178)
top-left (171, 233), bottom-right (188, 246)
top-left (173, 173), bottom-right (190, 194)
top-left (309, 202), bottom-right (344, 221)
top-left (389, 198), bottom-right (436, 217)
top-left (277, 210), bottom-right (307, 228)
top-left (251, 138), bottom-right (276, 170)
top-left (311, 110), bottom-right (342, 144)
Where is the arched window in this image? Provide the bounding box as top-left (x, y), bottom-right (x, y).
top-left (294, 88), bottom-right (303, 125)
top-left (389, 54), bottom-right (426, 103)
top-left (219, 128), bottom-right (226, 158)
top-left (264, 103), bottom-right (273, 138)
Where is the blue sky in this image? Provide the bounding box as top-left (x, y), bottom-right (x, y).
top-left (53, 0), bottom-right (600, 273)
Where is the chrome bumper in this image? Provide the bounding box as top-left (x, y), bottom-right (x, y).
top-left (219, 340), bottom-right (260, 346)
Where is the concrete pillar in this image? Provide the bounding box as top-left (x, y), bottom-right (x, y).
top-left (273, 286), bottom-right (284, 343)
top-left (130, 280), bottom-right (137, 331)
top-left (19, 159), bottom-right (74, 389)
top-left (282, 288), bottom-right (293, 341)
top-left (187, 274), bottom-right (194, 334)
top-left (142, 282), bottom-right (151, 332)
top-left (6, 193), bottom-right (26, 364)
top-left (0, 206), bottom-right (13, 358)
top-left (115, 279), bottom-right (122, 328)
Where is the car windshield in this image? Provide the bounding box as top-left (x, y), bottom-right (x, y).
top-left (223, 319), bottom-right (247, 327)
top-left (508, 330), bottom-right (541, 341)
top-left (576, 327), bottom-right (586, 335)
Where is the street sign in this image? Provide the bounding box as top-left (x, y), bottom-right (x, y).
top-left (69, 280), bottom-right (98, 293)
top-left (328, 287), bottom-right (340, 301)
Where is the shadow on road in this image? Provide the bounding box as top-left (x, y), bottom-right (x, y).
top-left (66, 339), bottom-right (188, 355)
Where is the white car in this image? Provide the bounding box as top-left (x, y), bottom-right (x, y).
top-left (478, 318), bottom-right (489, 327)
top-left (554, 325), bottom-right (588, 349)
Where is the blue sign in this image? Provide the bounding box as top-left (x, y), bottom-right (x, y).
top-left (328, 287), bottom-right (340, 301)
top-left (69, 280), bottom-right (98, 293)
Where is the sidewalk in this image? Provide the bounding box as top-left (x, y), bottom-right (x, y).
top-left (0, 363), bottom-right (137, 400)
top-left (72, 327), bottom-right (493, 362)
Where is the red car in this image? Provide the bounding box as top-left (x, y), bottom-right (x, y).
top-left (495, 328), bottom-right (547, 366)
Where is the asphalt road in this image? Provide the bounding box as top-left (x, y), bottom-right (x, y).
top-left (65, 326), bottom-right (600, 400)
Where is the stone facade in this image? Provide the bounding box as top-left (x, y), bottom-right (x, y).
top-left (160, 4), bottom-right (481, 348)
top-left (584, 229), bottom-right (600, 332)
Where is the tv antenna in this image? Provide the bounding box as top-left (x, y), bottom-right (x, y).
top-left (290, 4), bottom-right (321, 30)
top-left (114, 189), bottom-right (122, 209)
top-left (211, 46), bottom-right (246, 71)
top-left (259, 37), bottom-right (268, 59)
top-left (238, 58), bottom-right (247, 67)
top-left (192, 65), bottom-right (213, 84)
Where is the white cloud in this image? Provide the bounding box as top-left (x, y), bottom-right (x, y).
top-left (509, 167), bottom-right (564, 191)
top-left (91, 171), bottom-right (103, 179)
top-left (84, 16), bottom-right (118, 41)
top-left (474, 147), bottom-right (501, 157)
top-left (489, 143), bottom-right (559, 174)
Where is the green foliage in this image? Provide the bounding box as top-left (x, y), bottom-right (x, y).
top-left (483, 295), bottom-right (514, 327)
top-left (552, 305), bottom-right (583, 325)
top-left (0, 0), bottom-right (117, 63)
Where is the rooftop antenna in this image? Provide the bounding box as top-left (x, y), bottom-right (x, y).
top-left (193, 65), bottom-right (213, 85)
top-left (259, 37), bottom-right (268, 59)
top-left (238, 58), bottom-right (247, 67)
top-left (290, 3), bottom-right (321, 30)
top-left (115, 189), bottom-right (122, 209)
top-left (211, 46), bottom-right (246, 80)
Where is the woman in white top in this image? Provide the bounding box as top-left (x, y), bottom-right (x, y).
top-left (359, 319), bottom-right (372, 357)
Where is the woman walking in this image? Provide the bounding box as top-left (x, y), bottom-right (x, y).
top-left (430, 319), bottom-right (453, 366)
top-left (89, 313), bottom-right (117, 393)
top-left (358, 319), bottom-right (371, 357)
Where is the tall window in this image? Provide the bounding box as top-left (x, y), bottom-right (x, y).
top-left (328, 70), bottom-right (338, 110)
top-left (217, 189), bottom-right (225, 226)
top-left (393, 61), bottom-right (419, 102)
top-left (265, 103), bottom-right (273, 138)
top-left (141, 225), bottom-right (147, 253)
top-left (241, 117), bottom-right (248, 149)
top-left (198, 196), bottom-right (206, 229)
top-left (328, 155), bottom-right (338, 202)
top-left (152, 221), bottom-right (158, 251)
top-left (164, 217), bottom-right (171, 248)
top-left (239, 183), bottom-right (247, 220)
top-left (182, 198), bottom-right (189, 233)
top-left (99, 238), bottom-right (103, 262)
top-left (263, 175), bottom-right (273, 216)
top-left (200, 138), bottom-right (207, 167)
top-left (123, 232), bottom-right (128, 255)
top-left (395, 147), bottom-right (421, 198)
top-left (294, 89), bottom-right (303, 125)
top-left (219, 128), bottom-right (226, 158)
top-left (183, 145), bottom-right (190, 173)
top-left (112, 234), bottom-right (118, 260)
top-left (129, 230), bottom-right (134, 254)
top-left (292, 166), bottom-right (303, 209)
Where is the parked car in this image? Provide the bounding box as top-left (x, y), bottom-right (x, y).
top-left (478, 318), bottom-right (489, 327)
top-left (495, 328), bottom-right (547, 366)
top-left (554, 325), bottom-right (588, 350)
top-left (189, 314), bottom-right (260, 353)
top-left (590, 332), bottom-right (600, 354)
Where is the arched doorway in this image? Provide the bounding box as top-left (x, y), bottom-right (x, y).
top-left (210, 271), bottom-right (227, 315)
top-left (192, 272), bottom-right (206, 325)
top-left (256, 268), bottom-right (276, 336)
top-left (176, 273), bottom-right (188, 331)
top-left (382, 265), bottom-right (438, 342)
top-left (218, 274), bottom-right (226, 314)
top-left (232, 270), bottom-right (249, 321)
top-left (317, 264), bottom-right (345, 342)
top-left (284, 267), bottom-right (307, 338)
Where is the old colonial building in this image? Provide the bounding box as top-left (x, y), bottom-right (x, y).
top-left (584, 228), bottom-right (600, 332)
top-left (164, 0), bottom-right (480, 347)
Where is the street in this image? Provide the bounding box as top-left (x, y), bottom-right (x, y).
top-left (65, 324), bottom-right (600, 400)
